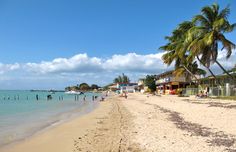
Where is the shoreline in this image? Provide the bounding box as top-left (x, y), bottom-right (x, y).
top-left (0, 98), bottom-right (100, 150)
top-left (0, 94), bottom-right (111, 152)
top-left (1, 93), bottom-right (236, 152)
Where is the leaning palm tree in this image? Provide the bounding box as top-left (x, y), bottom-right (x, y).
top-left (174, 61), bottom-right (206, 83)
top-left (188, 3), bottom-right (236, 80)
top-left (162, 50), bottom-right (205, 85)
top-left (160, 21), bottom-right (203, 84)
top-left (161, 21), bottom-right (217, 81)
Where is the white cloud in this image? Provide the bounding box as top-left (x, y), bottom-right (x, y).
top-left (1, 51), bottom-right (235, 75)
top-left (103, 53), bottom-right (168, 73)
top-left (206, 49), bottom-right (236, 74)
top-left (25, 54), bottom-right (103, 74)
top-left (0, 50), bottom-right (235, 89)
top-left (0, 63), bottom-right (20, 74)
top-left (23, 52), bottom-right (168, 74)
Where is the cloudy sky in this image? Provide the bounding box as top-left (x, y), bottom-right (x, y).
top-left (0, 50), bottom-right (235, 90)
top-left (0, 0), bottom-right (235, 90)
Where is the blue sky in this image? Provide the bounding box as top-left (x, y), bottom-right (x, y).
top-left (0, 0), bottom-right (235, 89)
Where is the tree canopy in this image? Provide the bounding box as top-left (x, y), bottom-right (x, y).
top-left (65, 86), bottom-right (79, 91)
top-left (144, 75), bottom-right (156, 92)
top-left (90, 84), bottom-right (100, 90)
top-left (65, 83), bottom-right (100, 91)
top-left (79, 83), bottom-right (90, 91)
top-left (160, 3), bottom-right (236, 83)
top-left (113, 73), bottom-right (130, 83)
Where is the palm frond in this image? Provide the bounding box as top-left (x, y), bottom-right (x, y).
top-left (201, 6), bottom-right (215, 23)
top-left (224, 23), bottom-right (236, 32)
top-left (219, 4), bottom-right (230, 18)
top-left (173, 67), bottom-right (185, 77)
top-left (212, 3), bottom-right (219, 17)
top-left (218, 34), bottom-right (236, 58)
top-left (192, 15), bottom-right (210, 28)
top-left (200, 47), bottom-right (212, 67)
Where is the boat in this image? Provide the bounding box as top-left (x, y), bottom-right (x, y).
top-left (65, 91), bottom-right (81, 94)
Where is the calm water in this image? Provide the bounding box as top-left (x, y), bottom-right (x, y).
top-left (0, 90), bottom-right (100, 147)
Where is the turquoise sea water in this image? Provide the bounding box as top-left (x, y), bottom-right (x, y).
top-left (0, 90), bottom-right (100, 147)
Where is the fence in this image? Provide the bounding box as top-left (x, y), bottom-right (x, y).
top-left (182, 85), bottom-right (236, 97)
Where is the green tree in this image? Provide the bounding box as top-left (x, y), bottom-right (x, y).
top-left (65, 86), bottom-right (71, 91)
top-left (144, 75), bottom-right (156, 92)
top-left (174, 61), bottom-right (206, 82)
top-left (90, 84), bottom-right (100, 90)
top-left (160, 21), bottom-right (203, 84)
top-left (113, 73), bottom-right (130, 83)
top-left (188, 3), bottom-right (236, 80)
top-left (160, 3), bottom-right (236, 84)
top-left (65, 86), bottom-right (79, 91)
top-left (103, 83), bottom-right (113, 91)
top-left (225, 64), bottom-right (236, 74)
top-left (79, 83), bottom-right (90, 91)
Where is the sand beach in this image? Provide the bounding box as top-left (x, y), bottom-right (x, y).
top-left (1, 93), bottom-right (236, 152)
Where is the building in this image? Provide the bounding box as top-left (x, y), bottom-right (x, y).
top-left (199, 73), bottom-right (236, 87)
top-left (137, 78), bottom-right (147, 92)
top-left (116, 83), bottom-right (138, 93)
top-left (108, 84), bottom-right (119, 91)
top-left (155, 70), bottom-right (189, 95)
top-left (138, 78), bottom-right (145, 86)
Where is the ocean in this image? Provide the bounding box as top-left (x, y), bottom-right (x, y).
top-left (0, 90), bottom-right (101, 147)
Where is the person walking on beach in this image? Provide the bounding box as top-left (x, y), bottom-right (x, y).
top-left (124, 92), bottom-right (128, 99)
top-left (36, 94), bottom-right (39, 101)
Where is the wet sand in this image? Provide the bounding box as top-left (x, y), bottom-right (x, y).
top-left (1, 93), bottom-right (236, 152)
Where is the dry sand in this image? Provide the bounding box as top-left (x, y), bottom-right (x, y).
top-left (1, 93), bottom-right (236, 152)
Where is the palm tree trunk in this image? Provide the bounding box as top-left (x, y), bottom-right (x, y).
top-left (196, 56), bottom-right (219, 85)
top-left (215, 60), bottom-right (236, 81)
top-left (196, 56), bottom-right (216, 78)
top-left (214, 43), bottom-right (236, 81)
top-left (182, 65), bottom-right (202, 86)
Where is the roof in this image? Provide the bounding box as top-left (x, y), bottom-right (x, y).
top-left (199, 73), bottom-right (236, 81)
top-left (116, 82), bottom-right (138, 85)
top-left (156, 70), bottom-right (174, 78)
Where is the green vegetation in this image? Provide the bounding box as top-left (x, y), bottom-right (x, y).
top-left (79, 83), bottom-right (90, 91)
top-left (90, 84), bottom-right (100, 90)
top-left (144, 75), bottom-right (156, 92)
top-left (65, 83), bottom-right (100, 91)
top-left (65, 85), bottom-right (79, 91)
top-left (160, 21), bottom-right (206, 84)
top-left (102, 83), bottom-right (113, 91)
top-left (160, 3), bottom-right (236, 83)
top-left (113, 73), bottom-right (130, 83)
top-left (225, 64), bottom-right (236, 74)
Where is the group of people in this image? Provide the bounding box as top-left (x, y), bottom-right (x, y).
top-left (119, 92), bottom-right (128, 99)
top-left (196, 90), bottom-right (208, 98)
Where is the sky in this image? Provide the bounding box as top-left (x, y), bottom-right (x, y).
top-left (0, 0), bottom-right (235, 90)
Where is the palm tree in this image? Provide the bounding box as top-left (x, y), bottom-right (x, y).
top-left (174, 61), bottom-right (206, 82)
top-left (188, 3), bottom-right (236, 80)
top-left (113, 73), bottom-right (130, 83)
top-left (160, 21), bottom-right (203, 84)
